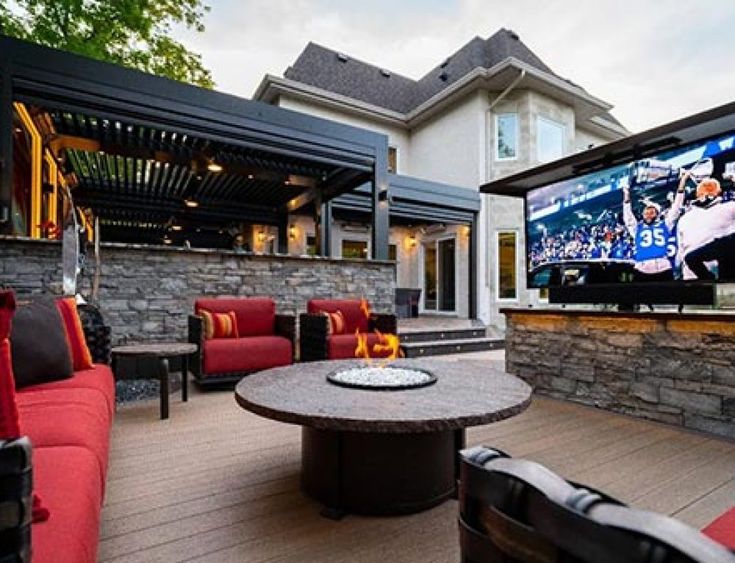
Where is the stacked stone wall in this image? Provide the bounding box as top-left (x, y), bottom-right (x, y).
top-left (505, 310), bottom-right (735, 440)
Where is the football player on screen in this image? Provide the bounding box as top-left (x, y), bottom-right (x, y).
top-left (622, 173), bottom-right (685, 281)
top-left (677, 176), bottom-right (735, 280)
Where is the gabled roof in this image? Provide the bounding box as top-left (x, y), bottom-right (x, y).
top-left (282, 29), bottom-right (610, 116)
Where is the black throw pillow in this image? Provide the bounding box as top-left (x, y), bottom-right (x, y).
top-left (10, 299), bottom-right (73, 388)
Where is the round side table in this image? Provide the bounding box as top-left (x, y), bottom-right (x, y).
top-left (112, 342), bottom-right (198, 419)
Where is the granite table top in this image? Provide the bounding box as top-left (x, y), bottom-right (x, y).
top-left (235, 359), bottom-right (532, 433)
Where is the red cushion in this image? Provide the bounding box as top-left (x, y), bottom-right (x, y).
top-left (17, 389), bottom-right (111, 495)
top-left (32, 446), bottom-right (103, 563)
top-left (328, 333), bottom-right (395, 360)
top-left (308, 299), bottom-right (369, 333)
top-left (18, 364), bottom-right (115, 420)
top-left (0, 291), bottom-right (20, 438)
top-left (203, 336), bottom-right (292, 375)
top-left (703, 506), bottom-right (735, 550)
top-left (56, 297), bottom-right (94, 371)
top-left (195, 298), bottom-right (275, 337)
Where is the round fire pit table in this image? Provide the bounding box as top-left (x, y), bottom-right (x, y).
top-left (235, 358), bottom-right (531, 518)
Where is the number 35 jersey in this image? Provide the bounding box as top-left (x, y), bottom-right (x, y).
top-left (635, 221), bottom-right (671, 261)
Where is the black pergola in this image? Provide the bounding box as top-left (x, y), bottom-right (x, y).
top-left (0, 35), bottom-right (390, 258)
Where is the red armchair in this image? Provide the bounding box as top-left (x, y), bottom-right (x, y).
top-left (299, 299), bottom-right (397, 361)
top-left (189, 297), bottom-right (295, 386)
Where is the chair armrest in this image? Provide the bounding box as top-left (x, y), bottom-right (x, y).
top-left (369, 313), bottom-right (397, 335)
top-left (83, 324), bottom-right (112, 365)
top-left (299, 313), bottom-right (329, 362)
top-left (0, 437), bottom-right (33, 563)
top-left (188, 315), bottom-right (205, 378)
top-left (275, 314), bottom-right (296, 359)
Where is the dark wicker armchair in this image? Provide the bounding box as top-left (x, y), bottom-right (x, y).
top-left (299, 298), bottom-right (397, 362)
top-left (459, 446), bottom-right (734, 563)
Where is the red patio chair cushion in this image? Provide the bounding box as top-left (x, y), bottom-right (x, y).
top-left (32, 445), bottom-right (103, 563)
top-left (702, 506), bottom-right (735, 550)
top-left (56, 297), bottom-right (94, 371)
top-left (328, 333), bottom-right (395, 360)
top-left (308, 299), bottom-right (369, 334)
top-left (17, 388), bottom-right (111, 498)
top-left (195, 297), bottom-right (275, 337)
top-left (203, 335), bottom-right (292, 375)
top-left (18, 364), bottom-right (116, 420)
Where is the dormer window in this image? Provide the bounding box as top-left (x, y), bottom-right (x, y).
top-left (380, 69), bottom-right (391, 78)
top-left (336, 53), bottom-right (349, 63)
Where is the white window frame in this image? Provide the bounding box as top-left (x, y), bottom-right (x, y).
top-left (536, 116), bottom-right (566, 163)
top-left (495, 113), bottom-right (519, 161)
top-left (495, 230), bottom-right (519, 302)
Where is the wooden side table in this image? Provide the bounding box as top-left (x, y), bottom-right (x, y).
top-left (112, 342), bottom-right (198, 419)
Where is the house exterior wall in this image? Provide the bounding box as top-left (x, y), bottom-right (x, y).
top-left (278, 94), bottom-right (411, 173)
top-left (271, 84), bottom-right (623, 328)
top-left (408, 91), bottom-right (485, 188)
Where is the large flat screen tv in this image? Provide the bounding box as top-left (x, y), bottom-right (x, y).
top-left (526, 132), bottom-right (735, 292)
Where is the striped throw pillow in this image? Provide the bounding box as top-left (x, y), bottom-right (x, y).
top-left (322, 310), bottom-right (346, 335)
top-left (200, 310), bottom-right (239, 339)
top-left (56, 297), bottom-right (94, 371)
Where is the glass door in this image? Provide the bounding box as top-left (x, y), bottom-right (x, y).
top-left (422, 237), bottom-right (456, 312)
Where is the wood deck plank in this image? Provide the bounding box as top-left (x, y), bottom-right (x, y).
top-left (100, 387), bottom-right (735, 562)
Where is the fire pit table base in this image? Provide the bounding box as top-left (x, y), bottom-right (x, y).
top-left (301, 426), bottom-right (465, 516)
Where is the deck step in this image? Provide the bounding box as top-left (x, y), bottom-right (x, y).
top-left (400, 337), bottom-right (503, 358)
top-left (398, 328), bottom-right (487, 344)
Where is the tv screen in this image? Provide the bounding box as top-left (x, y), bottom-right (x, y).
top-left (526, 132), bottom-right (735, 288)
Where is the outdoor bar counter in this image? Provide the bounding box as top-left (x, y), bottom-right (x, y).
top-left (501, 307), bottom-right (735, 440)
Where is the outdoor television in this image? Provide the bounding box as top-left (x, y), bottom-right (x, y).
top-left (526, 130), bottom-right (735, 302)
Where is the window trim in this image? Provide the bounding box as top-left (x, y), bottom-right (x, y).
top-left (495, 230), bottom-right (519, 302)
top-left (495, 112), bottom-right (519, 162)
top-left (340, 237), bottom-right (370, 260)
top-left (536, 115), bottom-right (566, 163)
top-left (388, 146), bottom-right (399, 173)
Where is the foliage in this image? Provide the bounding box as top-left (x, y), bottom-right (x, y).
top-left (0, 0), bottom-right (214, 88)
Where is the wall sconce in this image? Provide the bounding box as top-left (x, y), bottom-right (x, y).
top-left (407, 234), bottom-right (417, 248)
top-left (462, 225), bottom-right (471, 238)
top-left (289, 224), bottom-right (297, 240)
top-left (257, 230), bottom-right (266, 243)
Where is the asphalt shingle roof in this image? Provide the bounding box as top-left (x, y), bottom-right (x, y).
top-left (283, 29), bottom-right (624, 129)
top-left (285, 29), bottom-right (565, 114)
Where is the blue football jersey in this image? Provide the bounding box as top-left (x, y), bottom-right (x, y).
top-left (635, 222), bottom-right (670, 261)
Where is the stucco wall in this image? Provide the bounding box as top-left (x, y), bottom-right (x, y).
top-left (408, 91), bottom-right (485, 188)
top-left (278, 95), bottom-right (411, 173)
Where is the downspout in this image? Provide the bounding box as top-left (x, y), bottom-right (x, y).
top-left (482, 68), bottom-right (525, 310)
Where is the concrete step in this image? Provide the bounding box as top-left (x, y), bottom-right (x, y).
top-left (398, 328), bottom-right (487, 344)
top-left (400, 337), bottom-right (503, 358)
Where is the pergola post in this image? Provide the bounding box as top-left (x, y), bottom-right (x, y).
top-left (0, 65), bottom-right (12, 232)
top-left (371, 142), bottom-right (390, 261)
top-left (277, 214), bottom-right (288, 254)
top-left (469, 212), bottom-right (479, 319)
top-left (319, 199), bottom-right (332, 257)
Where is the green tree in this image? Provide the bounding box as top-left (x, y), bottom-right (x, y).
top-left (0, 0), bottom-right (214, 88)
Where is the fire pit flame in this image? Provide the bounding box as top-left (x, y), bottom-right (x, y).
top-left (353, 297), bottom-right (404, 365)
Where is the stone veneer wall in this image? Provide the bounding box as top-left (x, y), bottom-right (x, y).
top-left (0, 237), bottom-right (395, 345)
top-left (504, 309), bottom-right (735, 440)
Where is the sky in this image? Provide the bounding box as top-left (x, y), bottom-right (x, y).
top-left (175, 0), bottom-right (735, 133)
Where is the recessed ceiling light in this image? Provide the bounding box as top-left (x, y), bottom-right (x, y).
top-left (247, 174), bottom-right (254, 180)
top-left (162, 236), bottom-right (172, 244)
top-left (171, 224), bottom-right (183, 231)
top-left (284, 180), bottom-right (291, 186)
top-left (184, 199), bottom-right (199, 208)
top-left (207, 161), bottom-right (223, 173)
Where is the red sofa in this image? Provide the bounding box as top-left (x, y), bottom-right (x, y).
top-left (299, 299), bottom-right (397, 361)
top-left (1, 317), bottom-right (114, 563)
top-left (188, 297), bottom-right (295, 386)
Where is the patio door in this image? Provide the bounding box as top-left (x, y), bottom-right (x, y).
top-left (422, 237), bottom-right (456, 312)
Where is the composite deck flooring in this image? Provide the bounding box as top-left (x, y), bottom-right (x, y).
top-left (101, 359), bottom-right (735, 562)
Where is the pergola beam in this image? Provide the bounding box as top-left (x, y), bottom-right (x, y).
top-left (0, 67), bottom-right (11, 230)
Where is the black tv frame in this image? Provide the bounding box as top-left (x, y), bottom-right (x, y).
top-left (549, 281), bottom-right (715, 308)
